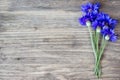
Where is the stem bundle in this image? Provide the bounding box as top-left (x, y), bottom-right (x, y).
top-left (87, 24), bottom-right (107, 78)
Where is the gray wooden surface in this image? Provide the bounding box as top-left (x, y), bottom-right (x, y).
top-left (0, 0), bottom-right (120, 80)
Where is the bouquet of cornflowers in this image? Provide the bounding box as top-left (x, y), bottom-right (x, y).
top-left (79, 2), bottom-right (118, 78)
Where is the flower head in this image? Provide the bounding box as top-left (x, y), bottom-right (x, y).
top-left (81, 2), bottom-right (100, 14)
top-left (94, 12), bottom-right (117, 30)
top-left (79, 15), bottom-right (91, 26)
top-left (80, 2), bottom-right (101, 27)
top-left (101, 27), bottom-right (117, 42)
top-left (79, 11), bottom-right (99, 26)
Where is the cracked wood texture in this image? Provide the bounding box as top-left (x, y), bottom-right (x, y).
top-left (0, 0), bottom-right (120, 80)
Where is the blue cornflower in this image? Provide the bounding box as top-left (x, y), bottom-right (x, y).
top-left (79, 12), bottom-right (99, 26)
top-left (94, 12), bottom-right (117, 30)
top-left (81, 2), bottom-right (100, 14)
top-left (79, 15), bottom-right (91, 26)
top-left (92, 20), bottom-right (102, 30)
top-left (101, 27), bottom-right (117, 42)
top-left (79, 2), bottom-right (101, 27)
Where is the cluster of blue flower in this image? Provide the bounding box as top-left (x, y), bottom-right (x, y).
top-left (79, 2), bottom-right (118, 42)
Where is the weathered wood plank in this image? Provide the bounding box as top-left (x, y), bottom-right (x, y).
top-left (0, 0), bottom-right (120, 80)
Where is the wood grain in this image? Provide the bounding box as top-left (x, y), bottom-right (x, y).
top-left (0, 0), bottom-right (120, 80)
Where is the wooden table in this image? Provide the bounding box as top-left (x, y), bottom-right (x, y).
top-left (0, 0), bottom-right (120, 80)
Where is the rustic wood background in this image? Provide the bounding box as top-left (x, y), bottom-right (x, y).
top-left (0, 0), bottom-right (120, 80)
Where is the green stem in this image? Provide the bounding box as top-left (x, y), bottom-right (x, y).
top-left (97, 37), bottom-right (107, 67)
top-left (94, 31), bottom-right (100, 77)
top-left (96, 32), bottom-right (100, 54)
top-left (87, 26), bottom-right (97, 61)
top-left (95, 37), bottom-right (107, 78)
top-left (93, 31), bottom-right (97, 51)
